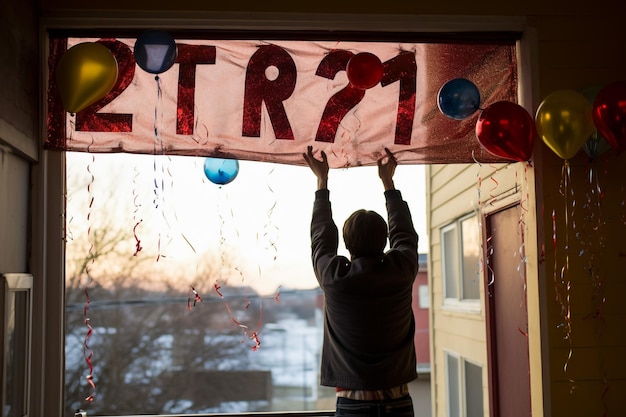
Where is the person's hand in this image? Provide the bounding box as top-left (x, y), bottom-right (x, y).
top-left (377, 148), bottom-right (397, 191)
top-left (303, 145), bottom-right (329, 190)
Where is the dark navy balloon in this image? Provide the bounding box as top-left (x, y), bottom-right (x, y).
top-left (134, 30), bottom-right (177, 74)
top-left (203, 158), bottom-right (240, 185)
top-left (437, 78), bottom-right (481, 120)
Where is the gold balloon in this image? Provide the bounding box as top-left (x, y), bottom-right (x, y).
top-left (56, 42), bottom-right (118, 113)
top-left (535, 89), bottom-right (595, 160)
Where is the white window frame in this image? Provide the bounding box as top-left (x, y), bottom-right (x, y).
top-left (441, 213), bottom-right (482, 311)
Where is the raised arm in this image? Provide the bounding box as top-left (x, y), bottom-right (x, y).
top-left (303, 145), bottom-right (329, 190)
top-left (377, 147), bottom-right (397, 191)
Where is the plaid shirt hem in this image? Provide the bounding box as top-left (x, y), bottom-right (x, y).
top-left (335, 384), bottom-right (409, 400)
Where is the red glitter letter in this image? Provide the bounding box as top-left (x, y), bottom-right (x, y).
top-left (175, 44), bottom-right (216, 135)
top-left (75, 39), bottom-right (135, 132)
top-left (381, 51), bottom-right (417, 145)
top-left (242, 45), bottom-right (296, 139)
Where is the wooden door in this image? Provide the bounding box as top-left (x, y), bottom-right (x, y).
top-left (484, 204), bottom-right (532, 417)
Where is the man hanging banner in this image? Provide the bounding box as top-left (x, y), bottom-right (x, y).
top-left (46, 35), bottom-right (518, 167)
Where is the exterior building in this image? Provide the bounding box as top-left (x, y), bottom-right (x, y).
top-left (413, 253), bottom-right (431, 373)
top-left (1, 1), bottom-right (626, 417)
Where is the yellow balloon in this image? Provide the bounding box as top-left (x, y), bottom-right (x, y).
top-left (535, 89), bottom-right (595, 160)
top-left (56, 42), bottom-right (118, 113)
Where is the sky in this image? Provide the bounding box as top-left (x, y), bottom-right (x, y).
top-left (66, 152), bottom-right (427, 295)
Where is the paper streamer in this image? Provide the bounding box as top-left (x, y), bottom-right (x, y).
top-left (213, 282), bottom-right (263, 351)
top-left (187, 286), bottom-right (204, 310)
top-left (131, 165), bottom-right (143, 256)
top-left (83, 141), bottom-right (96, 402)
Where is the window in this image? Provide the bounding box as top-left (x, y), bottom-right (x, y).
top-left (44, 20), bottom-right (519, 417)
top-left (1, 274), bottom-right (33, 417)
top-left (441, 214), bottom-right (481, 307)
top-left (445, 351), bottom-right (484, 417)
top-left (64, 152), bottom-right (426, 416)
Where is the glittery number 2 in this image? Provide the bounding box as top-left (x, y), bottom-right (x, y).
top-left (75, 39), bottom-right (135, 133)
top-left (315, 50), bottom-right (417, 144)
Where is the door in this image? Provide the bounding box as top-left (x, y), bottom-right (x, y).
top-left (484, 204), bottom-right (531, 417)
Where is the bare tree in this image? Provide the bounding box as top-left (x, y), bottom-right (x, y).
top-left (64, 155), bottom-right (269, 415)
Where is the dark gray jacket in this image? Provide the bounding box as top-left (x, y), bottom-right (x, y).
top-left (310, 188), bottom-right (419, 390)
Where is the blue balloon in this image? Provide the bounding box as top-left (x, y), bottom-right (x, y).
top-left (134, 30), bottom-right (178, 74)
top-left (437, 78), bottom-right (481, 120)
top-left (203, 158), bottom-right (239, 185)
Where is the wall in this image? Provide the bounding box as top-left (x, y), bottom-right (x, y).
top-left (412, 255), bottom-right (430, 370)
top-left (5, 0), bottom-right (625, 416)
top-left (531, 6), bottom-right (626, 417)
top-left (428, 162), bottom-right (531, 416)
top-left (0, 0), bottom-right (38, 274)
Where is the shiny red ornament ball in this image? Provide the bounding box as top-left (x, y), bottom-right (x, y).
top-left (346, 52), bottom-right (383, 90)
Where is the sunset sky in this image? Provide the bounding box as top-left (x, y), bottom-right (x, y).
top-left (66, 152), bottom-right (427, 295)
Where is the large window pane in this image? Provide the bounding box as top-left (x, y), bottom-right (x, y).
top-left (445, 353), bottom-right (460, 417)
top-left (442, 226), bottom-right (459, 300)
top-left (64, 152), bottom-right (426, 415)
top-left (464, 361), bottom-right (483, 417)
top-left (461, 216), bottom-right (480, 300)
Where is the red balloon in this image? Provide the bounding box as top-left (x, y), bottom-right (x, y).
top-left (592, 80), bottom-right (626, 153)
top-left (346, 52), bottom-right (383, 90)
top-left (475, 101), bottom-right (535, 161)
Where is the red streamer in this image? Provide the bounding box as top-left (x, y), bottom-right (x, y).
top-left (187, 286), bottom-right (204, 310)
top-left (132, 166), bottom-right (143, 256)
top-left (83, 149), bottom-right (96, 402)
top-left (213, 281), bottom-right (265, 351)
top-left (213, 282), bottom-right (223, 298)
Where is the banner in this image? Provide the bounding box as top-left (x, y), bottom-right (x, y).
top-left (46, 35), bottom-right (518, 167)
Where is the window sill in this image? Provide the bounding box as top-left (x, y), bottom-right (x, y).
top-left (441, 300), bottom-right (481, 315)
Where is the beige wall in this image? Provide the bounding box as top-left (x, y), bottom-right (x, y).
top-left (1, 0), bottom-right (625, 416)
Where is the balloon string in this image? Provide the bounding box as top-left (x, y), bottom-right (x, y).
top-left (263, 167), bottom-right (279, 261)
top-left (471, 150), bottom-right (487, 279)
top-left (581, 164), bottom-right (607, 320)
top-left (152, 76), bottom-right (166, 261)
top-left (581, 163), bottom-right (610, 409)
top-left (64, 119), bottom-right (76, 243)
top-left (557, 161), bottom-right (574, 389)
top-left (84, 143), bottom-right (96, 402)
top-left (600, 353), bottom-right (610, 417)
top-left (165, 156), bottom-right (197, 255)
top-left (213, 282), bottom-right (263, 351)
top-left (488, 164), bottom-right (499, 204)
top-left (213, 188), bottom-right (263, 349)
top-left (274, 285), bottom-right (281, 303)
top-left (132, 165), bottom-right (143, 256)
top-left (516, 166), bottom-right (529, 308)
top-left (485, 235), bottom-right (495, 290)
top-left (516, 224), bottom-right (528, 308)
top-left (83, 284), bottom-right (95, 402)
top-left (187, 286), bottom-right (204, 311)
